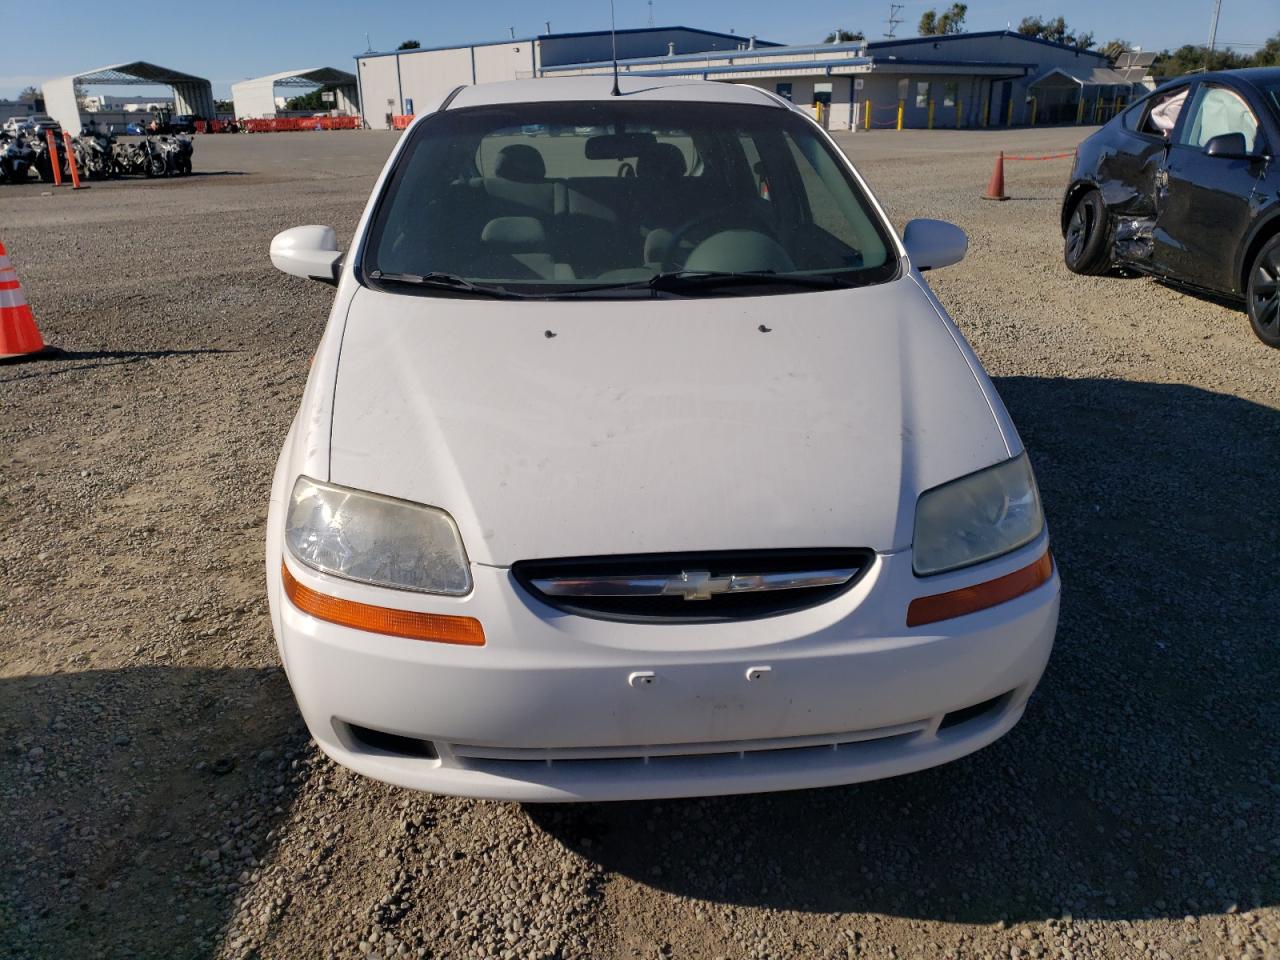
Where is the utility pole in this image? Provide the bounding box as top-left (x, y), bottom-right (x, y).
top-left (884, 3), bottom-right (904, 38)
top-left (1205, 0), bottom-right (1223, 69)
top-left (364, 32), bottom-right (372, 53)
top-left (648, 0), bottom-right (655, 28)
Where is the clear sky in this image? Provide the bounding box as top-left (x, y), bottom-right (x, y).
top-left (1, 0), bottom-right (1273, 100)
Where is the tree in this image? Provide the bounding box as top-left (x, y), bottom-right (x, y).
top-left (1018, 15), bottom-right (1094, 49)
top-left (918, 3), bottom-right (967, 36)
top-left (823, 28), bottom-right (865, 43)
top-left (1255, 31), bottom-right (1280, 67)
top-left (1151, 43), bottom-right (1250, 77)
top-left (1099, 38), bottom-right (1130, 62)
top-left (17, 85), bottom-right (39, 102)
top-left (397, 39), bottom-right (421, 50)
top-left (285, 89), bottom-right (326, 111)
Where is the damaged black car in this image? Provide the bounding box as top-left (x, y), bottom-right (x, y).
top-left (1062, 67), bottom-right (1280, 347)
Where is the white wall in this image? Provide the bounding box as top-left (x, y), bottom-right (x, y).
top-left (231, 79), bottom-right (277, 120)
top-left (397, 47), bottom-right (473, 115)
top-left (471, 41), bottom-right (536, 83)
top-left (356, 55), bottom-right (402, 128)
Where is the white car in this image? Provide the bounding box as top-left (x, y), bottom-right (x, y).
top-left (3, 116), bottom-right (35, 136)
top-left (266, 76), bottom-right (1060, 802)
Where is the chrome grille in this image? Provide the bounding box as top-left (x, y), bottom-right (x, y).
top-left (512, 549), bottom-right (872, 622)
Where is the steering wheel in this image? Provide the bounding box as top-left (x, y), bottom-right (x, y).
top-left (617, 161), bottom-right (636, 178)
top-left (660, 208), bottom-right (780, 272)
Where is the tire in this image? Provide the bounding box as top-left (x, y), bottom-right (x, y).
top-left (147, 153), bottom-right (165, 178)
top-left (1064, 189), bottom-right (1111, 276)
top-left (1246, 234), bottom-right (1280, 349)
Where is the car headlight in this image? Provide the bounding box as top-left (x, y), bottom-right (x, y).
top-left (284, 477), bottom-right (471, 595)
top-left (912, 453), bottom-right (1044, 576)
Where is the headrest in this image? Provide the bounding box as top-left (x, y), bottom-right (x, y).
top-left (480, 216), bottom-right (547, 252)
top-left (637, 142), bottom-right (687, 180)
top-left (494, 144), bottom-right (546, 183)
top-left (684, 230), bottom-right (796, 275)
top-left (644, 228), bottom-right (674, 265)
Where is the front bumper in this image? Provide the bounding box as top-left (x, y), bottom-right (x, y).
top-left (267, 533), bottom-right (1059, 803)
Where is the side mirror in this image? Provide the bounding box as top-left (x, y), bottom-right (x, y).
top-left (903, 218), bottom-right (967, 271)
top-left (1204, 132), bottom-right (1248, 159)
top-left (270, 225), bottom-right (342, 285)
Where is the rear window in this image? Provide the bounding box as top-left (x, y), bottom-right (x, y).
top-left (363, 100), bottom-right (898, 298)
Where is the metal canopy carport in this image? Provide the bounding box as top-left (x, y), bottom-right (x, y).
top-left (42, 61), bottom-right (215, 136)
top-left (231, 67), bottom-right (359, 120)
top-left (1028, 65), bottom-right (1133, 123)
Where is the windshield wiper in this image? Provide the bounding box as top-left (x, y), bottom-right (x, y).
top-left (367, 270), bottom-right (524, 299)
top-left (647, 270), bottom-right (859, 294)
top-left (545, 269), bottom-right (864, 299)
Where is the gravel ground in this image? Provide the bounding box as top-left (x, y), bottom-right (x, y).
top-left (1, 127), bottom-right (1278, 960)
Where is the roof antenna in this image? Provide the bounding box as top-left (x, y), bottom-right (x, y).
top-left (610, 0), bottom-right (621, 95)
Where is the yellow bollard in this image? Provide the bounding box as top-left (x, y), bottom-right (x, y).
top-left (1029, 96), bottom-right (1037, 126)
top-left (982, 96), bottom-right (990, 128)
top-left (1006, 97), bottom-right (1014, 127)
top-left (865, 99), bottom-right (872, 130)
top-left (1076, 97), bottom-right (1085, 124)
top-left (896, 99), bottom-right (904, 130)
top-left (927, 99), bottom-right (935, 130)
top-left (956, 97), bottom-right (963, 128)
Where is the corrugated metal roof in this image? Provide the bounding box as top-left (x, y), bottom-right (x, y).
top-left (49, 61), bottom-right (211, 86)
top-left (238, 67), bottom-right (356, 87)
top-left (1030, 65), bottom-right (1133, 87)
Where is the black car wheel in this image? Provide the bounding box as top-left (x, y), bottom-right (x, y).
top-left (1247, 235), bottom-right (1280, 348)
top-left (1064, 189), bottom-right (1111, 276)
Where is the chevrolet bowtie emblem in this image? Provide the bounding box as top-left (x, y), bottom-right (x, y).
top-left (661, 571), bottom-right (732, 601)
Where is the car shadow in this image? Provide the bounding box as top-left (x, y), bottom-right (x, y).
top-left (0, 348), bottom-right (244, 381)
top-left (0, 665), bottom-right (307, 958)
top-left (527, 376), bottom-right (1280, 924)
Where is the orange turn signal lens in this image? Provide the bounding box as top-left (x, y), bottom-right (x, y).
top-left (907, 549), bottom-right (1053, 627)
top-left (281, 563), bottom-right (485, 646)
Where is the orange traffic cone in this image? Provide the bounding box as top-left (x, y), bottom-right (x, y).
top-left (0, 240), bottom-right (58, 363)
top-left (983, 151), bottom-right (1009, 201)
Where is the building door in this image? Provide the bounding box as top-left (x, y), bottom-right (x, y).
top-left (996, 82), bottom-right (1012, 126)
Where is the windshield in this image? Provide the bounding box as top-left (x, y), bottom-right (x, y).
top-left (362, 100), bottom-right (898, 298)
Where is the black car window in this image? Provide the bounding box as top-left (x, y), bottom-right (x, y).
top-left (1177, 84), bottom-right (1260, 153)
top-left (1138, 87), bottom-right (1189, 139)
top-left (1120, 101), bottom-right (1146, 131)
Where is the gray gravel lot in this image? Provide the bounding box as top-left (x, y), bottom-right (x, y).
top-left (1, 127), bottom-right (1278, 960)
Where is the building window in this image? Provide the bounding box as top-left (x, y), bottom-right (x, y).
top-left (813, 82), bottom-right (832, 106)
top-left (776, 83), bottom-right (793, 102)
top-left (943, 82), bottom-right (958, 108)
top-left (916, 81), bottom-right (930, 109)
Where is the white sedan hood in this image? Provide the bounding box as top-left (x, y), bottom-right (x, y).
top-left (328, 279), bottom-right (1010, 565)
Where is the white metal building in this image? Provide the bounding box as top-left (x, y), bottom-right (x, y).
top-left (355, 27), bottom-right (777, 129)
top-left (231, 67), bottom-right (359, 120)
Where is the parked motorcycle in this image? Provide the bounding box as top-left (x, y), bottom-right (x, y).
top-left (114, 137), bottom-right (166, 178)
top-left (155, 134), bottom-right (194, 176)
top-left (74, 128), bottom-right (117, 180)
top-left (0, 133), bottom-right (36, 183)
top-left (29, 126), bottom-right (69, 183)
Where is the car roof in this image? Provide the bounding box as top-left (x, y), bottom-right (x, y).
top-left (1154, 66), bottom-right (1280, 91)
top-left (446, 75), bottom-right (784, 111)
